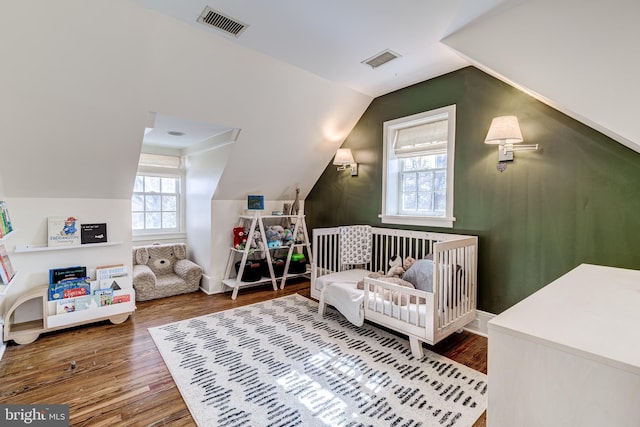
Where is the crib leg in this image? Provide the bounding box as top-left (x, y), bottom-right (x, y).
top-left (409, 336), bottom-right (424, 359)
top-left (318, 291), bottom-right (326, 316)
top-left (456, 328), bottom-right (464, 334)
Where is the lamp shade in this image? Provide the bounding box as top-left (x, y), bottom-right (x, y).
top-left (333, 148), bottom-right (355, 165)
top-left (484, 116), bottom-right (523, 145)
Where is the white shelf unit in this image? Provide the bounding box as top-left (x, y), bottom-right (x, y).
top-left (222, 213), bottom-right (312, 300)
top-left (4, 285), bottom-right (135, 345)
top-left (0, 229), bottom-right (18, 360)
top-left (2, 236), bottom-right (133, 345)
top-left (14, 241), bottom-right (122, 253)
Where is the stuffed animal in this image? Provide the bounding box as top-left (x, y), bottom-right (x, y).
top-left (251, 231), bottom-right (266, 258)
top-left (282, 228), bottom-right (294, 246)
top-left (233, 227), bottom-right (247, 250)
top-left (266, 225), bottom-right (285, 248)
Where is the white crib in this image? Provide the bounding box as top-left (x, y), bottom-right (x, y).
top-left (311, 226), bottom-right (478, 358)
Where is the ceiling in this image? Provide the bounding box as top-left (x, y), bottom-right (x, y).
top-left (133, 0), bottom-right (513, 148)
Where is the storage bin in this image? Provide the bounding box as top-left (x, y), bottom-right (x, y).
top-left (235, 260), bottom-right (262, 282)
top-left (261, 259), bottom-right (286, 278)
top-left (288, 254), bottom-right (307, 274)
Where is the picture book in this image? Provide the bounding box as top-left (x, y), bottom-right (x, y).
top-left (80, 223), bottom-right (107, 244)
top-left (93, 288), bottom-right (113, 297)
top-left (99, 294), bottom-right (113, 306)
top-left (56, 299), bottom-right (76, 314)
top-left (48, 216), bottom-right (81, 247)
top-left (74, 295), bottom-right (98, 311)
top-left (63, 287), bottom-right (88, 299)
top-left (95, 264), bottom-right (126, 281)
top-left (112, 294), bottom-right (131, 304)
top-left (49, 266), bottom-right (87, 284)
top-left (0, 201), bottom-right (13, 237)
top-left (0, 244), bottom-right (16, 285)
top-left (48, 278), bottom-right (90, 301)
top-left (98, 275), bottom-right (132, 291)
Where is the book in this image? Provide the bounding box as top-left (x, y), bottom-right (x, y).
top-left (93, 288), bottom-right (113, 297)
top-left (0, 244), bottom-right (16, 285)
top-left (48, 216), bottom-right (81, 247)
top-left (0, 201), bottom-right (13, 237)
top-left (49, 266), bottom-right (87, 284)
top-left (48, 278), bottom-right (90, 301)
top-left (74, 295), bottom-right (99, 311)
top-left (98, 275), bottom-right (131, 291)
top-left (113, 294), bottom-right (131, 304)
top-left (80, 223), bottom-right (107, 244)
top-left (95, 264), bottom-right (126, 281)
top-left (56, 299), bottom-right (76, 314)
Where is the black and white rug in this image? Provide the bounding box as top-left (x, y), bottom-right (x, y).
top-left (148, 294), bottom-right (487, 426)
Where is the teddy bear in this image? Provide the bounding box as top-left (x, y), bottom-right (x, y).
top-left (233, 227), bottom-right (247, 250)
top-left (251, 230), bottom-right (266, 259)
top-left (355, 256), bottom-right (417, 305)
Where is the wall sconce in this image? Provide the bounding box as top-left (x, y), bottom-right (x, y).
top-left (484, 116), bottom-right (539, 172)
top-left (333, 148), bottom-right (358, 176)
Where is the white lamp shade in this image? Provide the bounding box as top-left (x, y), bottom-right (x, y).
top-left (333, 148), bottom-right (355, 165)
top-left (484, 116), bottom-right (523, 145)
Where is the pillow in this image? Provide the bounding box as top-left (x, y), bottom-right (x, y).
top-left (402, 258), bottom-right (434, 292)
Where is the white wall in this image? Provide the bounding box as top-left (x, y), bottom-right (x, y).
top-left (442, 0), bottom-right (640, 152)
top-left (2, 197), bottom-right (131, 319)
top-left (0, 0), bottom-right (371, 202)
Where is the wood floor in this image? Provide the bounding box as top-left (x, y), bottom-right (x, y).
top-left (0, 280), bottom-right (487, 426)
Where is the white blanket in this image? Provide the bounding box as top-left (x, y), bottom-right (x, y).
top-left (317, 269), bottom-right (370, 327)
top-left (323, 282), bottom-right (365, 327)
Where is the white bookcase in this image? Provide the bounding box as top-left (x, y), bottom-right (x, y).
top-left (222, 212), bottom-right (312, 300)
top-left (2, 241), bottom-right (135, 345)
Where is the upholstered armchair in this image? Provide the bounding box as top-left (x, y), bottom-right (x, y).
top-left (132, 243), bottom-right (203, 301)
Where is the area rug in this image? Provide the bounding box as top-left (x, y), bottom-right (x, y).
top-left (148, 294), bottom-right (487, 426)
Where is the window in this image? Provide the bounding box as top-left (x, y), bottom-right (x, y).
top-left (381, 105), bottom-right (456, 227)
top-left (132, 153), bottom-right (183, 233)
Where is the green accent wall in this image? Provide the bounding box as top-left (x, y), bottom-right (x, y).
top-left (306, 66), bottom-right (640, 314)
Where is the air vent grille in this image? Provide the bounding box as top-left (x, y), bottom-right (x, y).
top-left (362, 50), bottom-right (400, 69)
top-left (197, 7), bottom-right (248, 37)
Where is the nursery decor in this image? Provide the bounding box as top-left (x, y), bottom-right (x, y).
top-left (132, 243), bottom-right (203, 301)
top-left (149, 294), bottom-right (487, 427)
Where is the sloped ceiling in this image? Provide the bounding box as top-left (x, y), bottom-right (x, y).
top-left (0, 1), bottom-right (371, 200)
top-left (2, 0), bottom-right (638, 202)
top-left (442, 0), bottom-right (640, 153)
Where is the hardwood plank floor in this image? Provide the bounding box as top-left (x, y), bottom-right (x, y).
top-left (0, 280), bottom-right (487, 426)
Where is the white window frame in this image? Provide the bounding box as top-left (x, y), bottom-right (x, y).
top-left (132, 156), bottom-right (186, 237)
top-left (381, 105), bottom-right (456, 228)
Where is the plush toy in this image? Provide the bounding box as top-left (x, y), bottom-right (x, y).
top-left (233, 227), bottom-right (247, 250)
top-left (251, 231), bottom-right (266, 258)
top-left (282, 228), bottom-right (294, 246)
top-left (266, 225), bottom-right (285, 248)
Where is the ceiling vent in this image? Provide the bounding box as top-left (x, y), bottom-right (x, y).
top-left (362, 49), bottom-right (401, 69)
top-left (197, 7), bottom-right (248, 37)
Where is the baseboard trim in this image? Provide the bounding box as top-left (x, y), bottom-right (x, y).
top-left (463, 310), bottom-right (495, 337)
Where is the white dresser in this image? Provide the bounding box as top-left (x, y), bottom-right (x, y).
top-left (488, 264), bottom-right (640, 427)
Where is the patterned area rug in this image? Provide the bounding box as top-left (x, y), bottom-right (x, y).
top-left (148, 294), bottom-right (487, 426)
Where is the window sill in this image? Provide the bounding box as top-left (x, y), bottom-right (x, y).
top-left (132, 232), bottom-right (187, 243)
top-left (379, 214), bottom-right (455, 228)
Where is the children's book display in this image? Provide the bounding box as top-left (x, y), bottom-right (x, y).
top-left (47, 264), bottom-right (131, 316)
top-left (0, 244), bottom-right (16, 285)
top-left (0, 200), bottom-right (14, 238)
